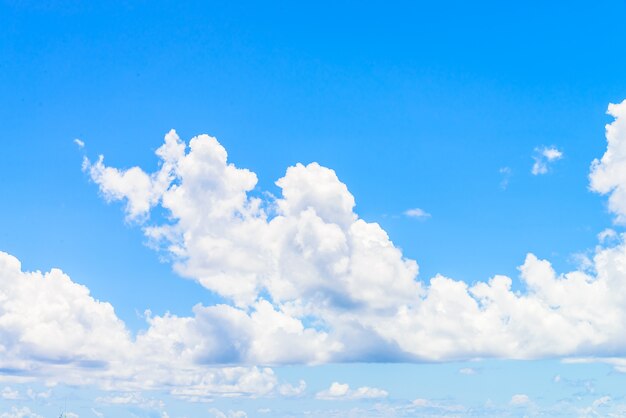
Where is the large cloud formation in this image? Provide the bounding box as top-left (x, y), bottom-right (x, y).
top-left (82, 100), bottom-right (626, 364)
top-left (0, 252), bottom-right (296, 400)
top-left (4, 100), bottom-right (626, 398)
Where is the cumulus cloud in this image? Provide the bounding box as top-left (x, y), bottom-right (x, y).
top-left (404, 208), bottom-right (431, 219)
top-left (0, 251), bottom-right (305, 400)
top-left (77, 124), bottom-right (626, 365)
top-left (590, 99), bottom-right (626, 223)
top-left (4, 100), bottom-right (626, 405)
top-left (315, 382), bottom-right (388, 400)
top-left (532, 146), bottom-right (563, 175)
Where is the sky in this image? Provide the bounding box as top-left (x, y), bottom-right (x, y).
top-left (3, 1), bottom-right (626, 417)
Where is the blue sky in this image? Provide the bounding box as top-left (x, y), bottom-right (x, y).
top-left (3, 1), bottom-right (626, 417)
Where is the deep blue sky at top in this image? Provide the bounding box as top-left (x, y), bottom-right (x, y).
top-left (1, 0), bottom-right (626, 330)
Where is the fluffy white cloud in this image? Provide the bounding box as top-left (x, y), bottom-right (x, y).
top-left (79, 122), bottom-right (626, 365)
top-left (590, 99), bottom-right (626, 222)
top-left (0, 251), bottom-right (304, 400)
top-left (0, 251), bottom-right (132, 372)
top-left (532, 146), bottom-right (563, 175)
top-left (5, 100), bottom-right (626, 405)
top-left (315, 382), bottom-right (388, 400)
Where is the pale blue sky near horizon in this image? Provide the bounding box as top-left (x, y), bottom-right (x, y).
top-left (2, 1), bottom-right (626, 416)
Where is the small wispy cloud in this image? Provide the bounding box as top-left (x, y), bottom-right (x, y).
top-left (1, 386), bottom-right (20, 400)
top-left (74, 138), bottom-right (85, 149)
top-left (510, 394), bottom-right (531, 406)
top-left (91, 408), bottom-right (104, 418)
top-left (597, 228), bottom-right (618, 244)
top-left (316, 382), bottom-right (388, 400)
top-left (404, 207), bottom-right (431, 220)
top-left (531, 146), bottom-right (563, 175)
top-left (499, 166), bottom-right (512, 190)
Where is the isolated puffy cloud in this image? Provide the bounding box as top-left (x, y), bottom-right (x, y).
top-left (531, 146), bottom-right (563, 175)
top-left (315, 382), bottom-right (388, 400)
top-left (81, 122), bottom-right (626, 364)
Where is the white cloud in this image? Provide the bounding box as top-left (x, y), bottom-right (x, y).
top-left (90, 409), bottom-right (103, 418)
top-left (208, 408), bottom-right (247, 418)
top-left (0, 251), bottom-right (132, 373)
top-left (316, 382), bottom-right (388, 400)
top-left (278, 380), bottom-right (306, 397)
top-left (74, 138), bottom-right (85, 149)
top-left (590, 100), bottom-right (626, 223)
top-left (458, 367), bottom-right (476, 375)
top-left (532, 146), bottom-right (563, 175)
top-left (1, 387), bottom-right (20, 400)
top-left (577, 395), bottom-right (612, 416)
top-left (25, 388), bottom-right (51, 400)
top-left (77, 126), bottom-right (626, 366)
top-left (0, 408), bottom-right (42, 418)
top-left (409, 398), bottom-right (466, 413)
top-left (96, 392), bottom-right (164, 409)
top-left (404, 208), bottom-right (431, 219)
top-left (593, 396), bottom-right (611, 408)
top-left (510, 394), bottom-right (530, 405)
top-left (598, 228), bottom-right (618, 243)
top-left (0, 251), bottom-right (303, 400)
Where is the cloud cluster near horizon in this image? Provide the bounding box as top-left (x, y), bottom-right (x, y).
top-left (4, 101), bottom-right (626, 399)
